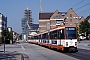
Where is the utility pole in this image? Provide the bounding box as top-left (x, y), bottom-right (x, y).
top-left (24, 7), bottom-right (32, 41)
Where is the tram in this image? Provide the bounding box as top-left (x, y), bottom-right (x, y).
top-left (29, 26), bottom-right (78, 52)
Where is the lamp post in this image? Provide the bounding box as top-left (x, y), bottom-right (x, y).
top-left (3, 28), bottom-right (7, 53)
top-left (4, 37), bottom-right (5, 53)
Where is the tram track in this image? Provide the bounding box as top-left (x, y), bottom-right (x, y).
top-left (40, 45), bottom-right (90, 60)
top-left (63, 48), bottom-right (90, 60)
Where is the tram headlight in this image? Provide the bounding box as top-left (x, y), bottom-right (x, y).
top-left (75, 42), bottom-right (77, 46)
top-left (66, 42), bottom-right (68, 46)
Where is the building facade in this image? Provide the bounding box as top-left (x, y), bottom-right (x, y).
top-left (39, 8), bottom-right (85, 33)
top-left (86, 15), bottom-right (90, 23)
top-left (0, 13), bottom-right (7, 43)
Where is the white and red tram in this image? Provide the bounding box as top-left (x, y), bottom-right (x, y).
top-left (29, 26), bottom-right (78, 52)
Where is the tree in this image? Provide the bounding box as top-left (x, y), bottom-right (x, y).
top-left (79, 20), bottom-right (90, 35)
top-left (1, 29), bottom-right (13, 44)
top-left (19, 34), bottom-right (22, 40)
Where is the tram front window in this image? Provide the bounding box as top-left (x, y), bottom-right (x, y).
top-left (65, 27), bottom-right (76, 39)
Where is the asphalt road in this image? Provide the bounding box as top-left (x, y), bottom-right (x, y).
top-left (0, 42), bottom-right (79, 60)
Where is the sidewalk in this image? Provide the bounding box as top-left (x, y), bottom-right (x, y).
top-left (0, 51), bottom-right (23, 60)
top-left (78, 40), bottom-right (90, 50)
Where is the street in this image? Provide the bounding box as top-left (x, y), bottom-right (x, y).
top-left (0, 42), bottom-right (79, 60)
top-left (0, 40), bottom-right (90, 60)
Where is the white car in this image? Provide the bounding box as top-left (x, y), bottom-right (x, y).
top-left (79, 36), bottom-right (86, 40)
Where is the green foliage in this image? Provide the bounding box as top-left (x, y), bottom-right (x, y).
top-left (1, 29), bottom-right (13, 42)
top-left (79, 20), bottom-right (90, 35)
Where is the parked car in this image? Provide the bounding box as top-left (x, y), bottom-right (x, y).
top-left (79, 36), bottom-right (86, 40)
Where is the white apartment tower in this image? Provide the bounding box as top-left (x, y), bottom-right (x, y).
top-left (0, 13), bottom-right (7, 37)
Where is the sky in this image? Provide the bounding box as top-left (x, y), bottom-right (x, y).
top-left (0, 0), bottom-right (90, 34)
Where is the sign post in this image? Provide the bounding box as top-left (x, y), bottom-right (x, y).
top-left (4, 37), bottom-right (5, 53)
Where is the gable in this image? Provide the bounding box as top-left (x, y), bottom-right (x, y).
top-left (66, 8), bottom-right (79, 17)
top-left (50, 10), bottom-right (65, 19)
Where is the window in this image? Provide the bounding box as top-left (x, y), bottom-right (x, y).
top-left (50, 31), bottom-right (57, 39)
top-left (56, 20), bottom-right (63, 25)
top-left (49, 29), bottom-right (64, 39)
top-left (70, 14), bottom-right (72, 17)
top-left (54, 16), bottom-right (60, 19)
top-left (65, 27), bottom-right (76, 39)
top-left (22, 28), bottom-right (24, 30)
top-left (57, 29), bottom-right (64, 39)
top-left (42, 33), bottom-right (48, 39)
top-left (70, 19), bottom-right (72, 22)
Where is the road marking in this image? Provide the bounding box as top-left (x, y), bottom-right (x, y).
top-left (21, 44), bottom-right (25, 50)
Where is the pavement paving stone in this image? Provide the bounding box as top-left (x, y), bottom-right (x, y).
top-left (0, 51), bottom-right (23, 60)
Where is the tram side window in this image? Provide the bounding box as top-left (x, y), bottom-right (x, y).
top-left (49, 32), bottom-right (52, 39)
top-left (34, 36), bottom-right (38, 39)
top-left (57, 29), bottom-right (64, 39)
top-left (38, 35), bottom-right (41, 39)
top-left (50, 30), bottom-right (57, 39)
top-left (46, 33), bottom-right (48, 39)
top-left (42, 34), bottom-right (44, 39)
top-left (31, 37), bottom-right (33, 39)
top-left (42, 33), bottom-right (47, 39)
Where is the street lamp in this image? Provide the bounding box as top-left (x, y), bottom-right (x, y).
top-left (3, 28), bottom-right (7, 53)
top-left (4, 37), bottom-right (5, 53)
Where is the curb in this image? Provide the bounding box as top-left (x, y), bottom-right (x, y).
top-left (21, 54), bottom-right (29, 60)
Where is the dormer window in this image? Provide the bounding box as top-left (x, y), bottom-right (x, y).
top-left (54, 16), bottom-right (60, 19)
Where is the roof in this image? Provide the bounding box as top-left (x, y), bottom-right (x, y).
top-left (39, 12), bottom-right (66, 19)
top-left (39, 13), bottom-right (54, 19)
top-left (30, 24), bottom-right (39, 30)
top-left (29, 32), bottom-right (37, 36)
top-left (86, 15), bottom-right (90, 20)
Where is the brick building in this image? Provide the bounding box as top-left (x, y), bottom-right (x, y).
top-left (39, 8), bottom-right (85, 33)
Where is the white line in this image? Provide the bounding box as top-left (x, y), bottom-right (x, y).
top-left (21, 44), bottom-right (25, 50)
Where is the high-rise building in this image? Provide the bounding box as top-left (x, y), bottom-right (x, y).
top-left (21, 8), bottom-right (33, 41)
top-left (0, 13), bottom-right (7, 43)
top-left (24, 7), bottom-right (33, 25)
top-left (21, 18), bottom-right (27, 40)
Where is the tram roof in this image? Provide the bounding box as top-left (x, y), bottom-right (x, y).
top-left (49, 26), bottom-right (76, 32)
top-left (33, 26), bottom-right (76, 36)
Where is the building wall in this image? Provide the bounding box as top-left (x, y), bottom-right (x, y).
top-left (39, 19), bottom-right (50, 32)
top-left (39, 8), bottom-right (84, 33)
top-left (65, 8), bottom-right (79, 26)
top-left (0, 13), bottom-right (7, 36)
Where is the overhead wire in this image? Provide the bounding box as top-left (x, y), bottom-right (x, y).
top-left (72, 0), bottom-right (85, 8)
top-left (74, 2), bottom-right (90, 11)
top-left (81, 8), bottom-right (90, 12)
top-left (66, 1), bottom-right (90, 16)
